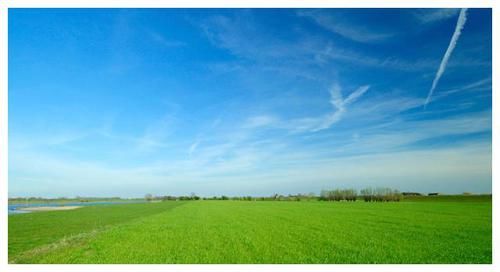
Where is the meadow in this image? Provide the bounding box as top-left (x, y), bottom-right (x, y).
top-left (8, 197), bottom-right (492, 264)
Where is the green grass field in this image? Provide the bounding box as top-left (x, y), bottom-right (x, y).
top-left (8, 198), bottom-right (492, 264)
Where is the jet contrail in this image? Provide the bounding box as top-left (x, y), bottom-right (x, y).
top-left (424, 8), bottom-right (468, 107)
top-left (311, 84), bottom-right (370, 132)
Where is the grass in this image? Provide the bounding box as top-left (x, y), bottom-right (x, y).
top-left (8, 198), bottom-right (491, 264)
top-left (8, 201), bottom-right (184, 258)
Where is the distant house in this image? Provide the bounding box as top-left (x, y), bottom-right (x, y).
top-left (428, 193), bottom-right (440, 196)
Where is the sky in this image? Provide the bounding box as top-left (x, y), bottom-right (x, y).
top-left (8, 8), bottom-right (492, 198)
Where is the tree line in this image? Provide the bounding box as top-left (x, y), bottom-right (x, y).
top-left (318, 188), bottom-right (401, 202)
top-left (145, 193), bottom-right (318, 202)
top-left (145, 188), bottom-right (403, 202)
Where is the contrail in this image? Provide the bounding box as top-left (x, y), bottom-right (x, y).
top-left (311, 84), bottom-right (370, 132)
top-left (424, 8), bottom-right (468, 107)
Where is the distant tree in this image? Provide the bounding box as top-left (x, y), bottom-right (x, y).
top-left (344, 189), bottom-right (357, 201)
top-left (321, 190), bottom-right (330, 201)
top-left (320, 189), bottom-right (356, 201)
top-left (360, 187), bottom-right (401, 202)
top-left (145, 193), bottom-right (153, 202)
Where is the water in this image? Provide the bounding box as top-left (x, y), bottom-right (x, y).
top-left (8, 201), bottom-right (145, 215)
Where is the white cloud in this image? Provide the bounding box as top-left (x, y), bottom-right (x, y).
top-left (342, 85), bottom-right (370, 106)
top-left (9, 136), bottom-right (491, 197)
top-left (435, 77), bottom-right (492, 99)
top-left (200, 11), bottom-right (483, 79)
top-left (148, 30), bottom-right (186, 47)
top-left (315, 42), bottom-right (438, 72)
top-left (311, 84), bottom-right (370, 132)
top-left (9, 9), bottom-right (491, 198)
top-left (297, 10), bottom-right (394, 43)
top-left (188, 140), bottom-right (201, 156)
top-left (243, 115), bottom-right (278, 128)
top-left (239, 84), bottom-right (370, 134)
top-left (413, 9), bottom-right (460, 24)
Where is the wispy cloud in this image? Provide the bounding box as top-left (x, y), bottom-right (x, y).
top-left (314, 42), bottom-right (438, 72)
top-left (147, 30), bottom-right (187, 47)
top-left (135, 113), bottom-right (177, 152)
top-left (413, 9), bottom-right (460, 24)
top-left (424, 8), bottom-right (468, 107)
top-left (311, 84), bottom-right (370, 132)
top-left (434, 77), bottom-right (492, 100)
top-left (201, 14), bottom-right (288, 60)
top-left (9, 9), bottom-right (492, 197)
top-left (312, 84), bottom-right (370, 132)
top-left (297, 10), bottom-right (394, 43)
top-left (10, 111), bottom-right (491, 197)
top-left (200, 10), bottom-right (483, 80)
top-left (188, 140), bottom-right (201, 156)
top-left (243, 115), bottom-right (278, 129)
top-left (239, 83), bottom-right (370, 134)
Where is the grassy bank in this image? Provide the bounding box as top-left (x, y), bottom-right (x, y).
top-left (9, 198), bottom-right (491, 264)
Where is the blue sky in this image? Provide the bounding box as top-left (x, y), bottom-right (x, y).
top-left (8, 8), bottom-right (492, 197)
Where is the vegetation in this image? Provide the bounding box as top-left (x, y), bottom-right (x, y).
top-left (8, 202), bottom-right (184, 259)
top-left (9, 197), bottom-right (491, 264)
top-left (320, 189), bottom-right (357, 201)
top-left (11, 192), bottom-right (491, 204)
top-left (144, 194), bottom-right (153, 202)
top-left (144, 188), bottom-right (402, 202)
top-left (360, 187), bottom-right (402, 202)
top-left (141, 193), bottom-right (318, 202)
